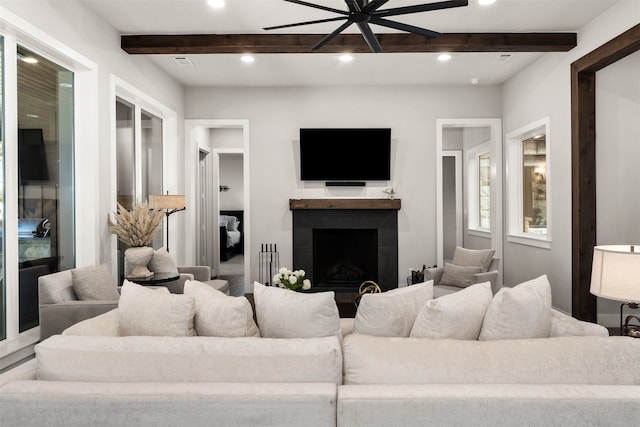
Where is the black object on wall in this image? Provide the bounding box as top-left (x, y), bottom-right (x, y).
top-left (18, 128), bottom-right (50, 183)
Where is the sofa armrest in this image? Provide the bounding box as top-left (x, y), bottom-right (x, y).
top-left (549, 308), bottom-right (609, 337)
top-left (423, 267), bottom-right (443, 286)
top-left (473, 271), bottom-right (501, 294)
top-left (178, 266), bottom-right (211, 282)
top-left (0, 359), bottom-right (37, 386)
top-left (39, 301), bottom-right (118, 340)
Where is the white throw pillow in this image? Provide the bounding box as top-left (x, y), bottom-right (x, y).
top-left (118, 280), bottom-right (196, 337)
top-left (438, 263), bottom-right (485, 287)
top-left (147, 247), bottom-right (179, 274)
top-left (184, 280), bottom-right (260, 337)
top-left (353, 281), bottom-right (433, 337)
top-left (71, 264), bottom-right (120, 301)
top-left (253, 281), bottom-right (341, 339)
top-left (410, 282), bottom-right (493, 340)
top-left (479, 274), bottom-right (552, 340)
top-left (452, 247), bottom-right (495, 271)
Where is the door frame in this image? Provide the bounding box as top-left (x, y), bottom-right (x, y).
top-left (184, 119), bottom-right (250, 282)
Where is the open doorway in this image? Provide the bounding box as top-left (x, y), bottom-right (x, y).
top-left (185, 120), bottom-right (250, 297)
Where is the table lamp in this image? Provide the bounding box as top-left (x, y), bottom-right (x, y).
top-left (590, 245), bottom-right (640, 335)
top-left (149, 193), bottom-right (186, 252)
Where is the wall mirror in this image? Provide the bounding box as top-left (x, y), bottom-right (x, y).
top-left (436, 118), bottom-right (503, 283)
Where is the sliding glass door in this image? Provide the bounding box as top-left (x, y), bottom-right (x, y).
top-left (16, 46), bottom-right (75, 332)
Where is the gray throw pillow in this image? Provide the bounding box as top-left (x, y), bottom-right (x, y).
top-left (439, 263), bottom-right (485, 288)
top-left (451, 247), bottom-right (495, 271)
top-left (148, 247), bottom-right (178, 274)
top-left (71, 264), bottom-right (120, 301)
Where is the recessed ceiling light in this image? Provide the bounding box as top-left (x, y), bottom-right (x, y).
top-left (22, 56), bottom-right (38, 64)
top-left (26, 114), bottom-right (39, 118)
top-left (207, 0), bottom-right (225, 8)
top-left (478, 0), bottom-right (496, 5)
top-left (437, 54), bottom-right (451, 62)
top-left (240, 55), bottom-right (255, 63)
top-left (470, 78), bottom-right (480, 85)
top-left (339, 54), bottom-right (353, 62)
top-left (59, 82), bottom-right (73, 88)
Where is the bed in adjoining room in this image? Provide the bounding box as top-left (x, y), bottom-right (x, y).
top-left (220, 210), bottom-right (243, 261)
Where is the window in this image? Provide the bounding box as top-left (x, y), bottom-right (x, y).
top-left (114, 94), bottom-right (164, 280)
top-left (17, 46), bottom-right (75, 331)
top-left (506, 117), bottom-right (551, 248)
top-left (466, 142), bottom-right (491, 233)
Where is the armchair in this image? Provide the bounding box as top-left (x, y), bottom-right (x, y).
top-left (424, 247), bottom-right (501, 298)
top-left (38, 270), bottom-right (119, 341)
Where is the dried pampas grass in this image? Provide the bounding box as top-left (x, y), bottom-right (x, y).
top-left (108, 203), bottom-right (163, 247)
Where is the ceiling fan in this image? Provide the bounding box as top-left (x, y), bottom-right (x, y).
top-left (263, 0), bottom-right (469, 53)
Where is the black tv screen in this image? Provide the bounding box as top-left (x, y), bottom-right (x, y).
top-left (18, 128), bottom-right (49, 183)
top-left (300, 128), bottom-right (391, 181)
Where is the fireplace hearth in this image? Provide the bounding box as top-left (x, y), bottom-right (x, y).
top-left (291, 199), bottom-right (400, 292)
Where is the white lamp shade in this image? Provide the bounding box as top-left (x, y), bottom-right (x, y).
top-left (591, 245), bottom-right (640, 302)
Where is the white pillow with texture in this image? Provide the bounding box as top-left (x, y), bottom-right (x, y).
top-left (452, 247), bottom-right (495, 271)
top-left (438, 263), bottom-right (485, 287)
top-left (253, 281), bottom-right (341, 339)
top-left (353, 281), bottom-right (433, 337)
top-left (147, 247), bottom-right (179, 274)
top-left (118, 280), bottom-right (196, 337)
top-left (410, 282), bottom-right (493, 340)
top-left (479, 274), bottom-right (552, 340)
top-left (71, 264), bottom-right (120, 301)
top-left (184, 280), bottom-right (260, 337)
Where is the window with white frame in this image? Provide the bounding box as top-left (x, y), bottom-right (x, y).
top-left (506, 117), bottom-right (551, 248)
top-left (466, 142), bottom-right (491, 232)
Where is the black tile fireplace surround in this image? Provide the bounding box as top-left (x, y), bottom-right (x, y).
top-left (291, 199), bottom-right (400, 292)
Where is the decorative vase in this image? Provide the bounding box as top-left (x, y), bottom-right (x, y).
top-left (124, 246), bottom-right (154, 279)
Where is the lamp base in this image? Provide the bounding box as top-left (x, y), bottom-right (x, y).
top-left (621, 302), bottom-right (640, 337)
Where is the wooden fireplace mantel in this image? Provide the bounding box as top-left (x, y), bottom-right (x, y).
top-left (289, 198), bottom-right (401, 210)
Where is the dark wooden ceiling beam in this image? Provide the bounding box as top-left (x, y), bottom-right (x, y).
top-left (121, 33), bottom-right (577, 54)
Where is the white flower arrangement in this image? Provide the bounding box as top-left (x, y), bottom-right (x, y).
top-left (273, 267), bottom-right (311, 291)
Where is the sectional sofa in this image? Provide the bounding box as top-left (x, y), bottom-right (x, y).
top-left (1, 276), bottom-right (639, 427)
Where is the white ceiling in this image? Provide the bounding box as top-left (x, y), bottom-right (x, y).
top-left (79, 0), bottom-right (620, 87)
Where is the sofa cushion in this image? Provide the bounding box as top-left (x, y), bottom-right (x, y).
top-left (71, 265), bottom-right (120, 301)
top-left (342, 334), bottom-right (640, 385)
top-left (118, 280), bottom-right (196, 337)
top-left (147, 247), bottom-right (178, 274)
top-left (253, 281), bottom-right (341, 339)
top-left (354, 281), bottom-right (433, 337)
top-left (410, 282), bottom-right (492, 340)
top-left (451, 247), bottom-right (495, 271)
top-left (479, 275), bottom-right (552, 340)
top-left (183, 280), bottom-right (259, 337)
top-left (438, 263), bottom-right (485, 288)
top-left (36, 335), bottom-right (343, 385)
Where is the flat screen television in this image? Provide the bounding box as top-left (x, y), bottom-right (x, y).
top-left (300, 128), bottom-right (391, 182)
top-left (18, 128), bottom-right (49, 183)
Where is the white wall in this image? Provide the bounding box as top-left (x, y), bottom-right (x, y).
top-left (595, 50), bottom-right (640, 325)
top-left (1, 0), bottom-right (185, 268)
top-left (501, 0), bottom-right (640, 319)
top-left (185, 85), bottom-right (502, 286)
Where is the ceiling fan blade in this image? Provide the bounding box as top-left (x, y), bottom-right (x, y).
top-left (282, 0), bottom-right (348, 16)
top-left (369, 17), bottom-right (440, 38)
top-left (363, 0), bottom-right (390, 13)
top-left (312, 20), bottom-right (354, 51)
top-left (263, 16), bottom-right (347, 31)
top-left (375, 0), bottom-right (468, 18)
top-left (345, 0), bottom-right (362, 13)
top-left (356, 22), bottom-right (383, 53)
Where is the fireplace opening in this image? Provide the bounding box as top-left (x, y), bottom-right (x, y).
top-left (313, 228), bottom-right (378, 288)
